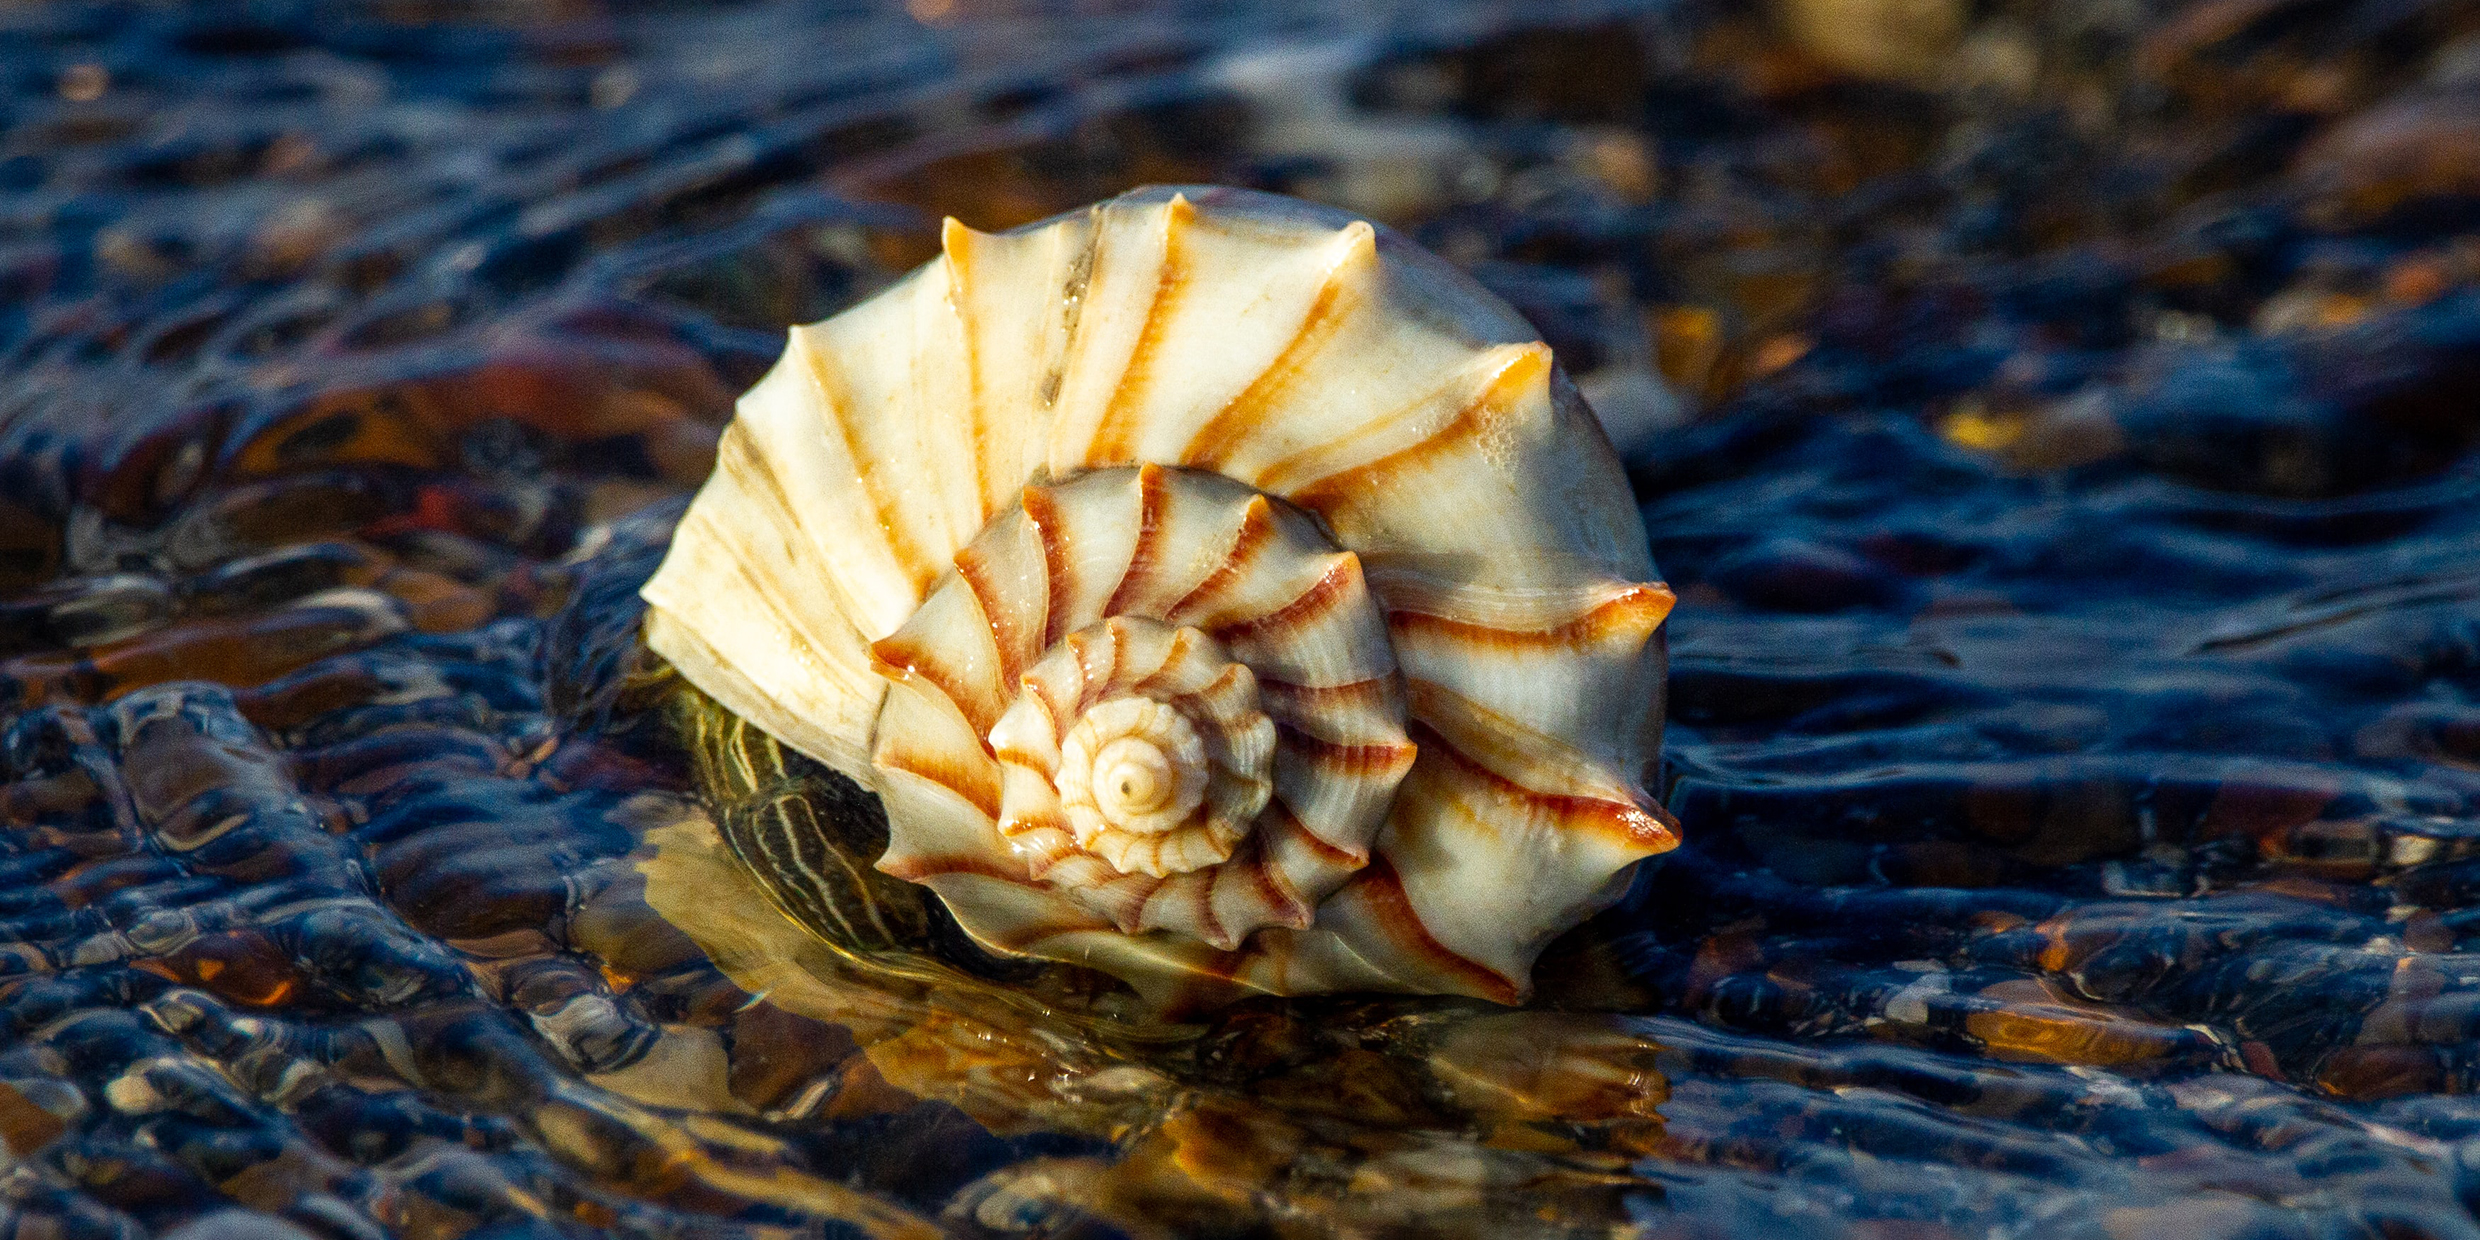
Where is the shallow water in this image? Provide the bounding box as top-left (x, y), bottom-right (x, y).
top-left (7, 0), bottom-right (2480, 1236)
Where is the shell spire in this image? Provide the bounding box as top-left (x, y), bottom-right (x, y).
top-left (642, 186), bottom-right (1677, 1007)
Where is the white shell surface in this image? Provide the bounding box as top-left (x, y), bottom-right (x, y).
top-left (641, 185), bottom-right (1678, 1006)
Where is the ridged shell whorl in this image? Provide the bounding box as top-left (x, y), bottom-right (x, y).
top-left (641, 186), bottom-right (1677, 1007)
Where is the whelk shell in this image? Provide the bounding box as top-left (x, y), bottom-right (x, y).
top-left (641, 185), bottom-right (1678, 1007)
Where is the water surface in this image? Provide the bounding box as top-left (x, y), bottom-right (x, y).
top-left (6, 1), bottom-right (2480, 1236)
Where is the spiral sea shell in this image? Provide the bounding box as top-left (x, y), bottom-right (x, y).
top-left (641, 186), bottom-right (1677, 1007)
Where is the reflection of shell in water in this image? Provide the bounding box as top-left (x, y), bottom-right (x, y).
top-left (641, 185), bottom-right (1677, 1007)
top-left (637, 781), bottom-right (1673, 1237)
